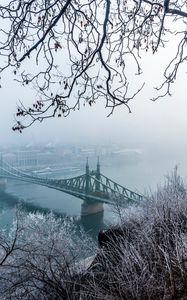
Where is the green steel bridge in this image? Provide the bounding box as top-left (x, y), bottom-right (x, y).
top-left (0, 158), bottom-right (142, 215)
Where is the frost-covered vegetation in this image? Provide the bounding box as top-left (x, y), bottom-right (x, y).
top-left (1, 168), bottom-right (187, 299)
top-left (0, 212), bottom-right (96, 299)
top-left (85, 168), bottom-right (187, 299)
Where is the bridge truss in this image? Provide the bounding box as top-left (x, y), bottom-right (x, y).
top-left (0, 158), bottom-right (142, 206)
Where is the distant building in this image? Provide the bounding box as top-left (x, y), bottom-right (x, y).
top-left (3, 150), bottom-right (39, 169)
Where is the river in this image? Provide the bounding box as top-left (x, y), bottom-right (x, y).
top-left (0, 153), bottom-right (187, 239)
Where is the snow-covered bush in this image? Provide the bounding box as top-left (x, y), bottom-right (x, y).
top-left (0, 212), bottom-right (96, 299)
top-left (83, 168), bottom-right (187, 299)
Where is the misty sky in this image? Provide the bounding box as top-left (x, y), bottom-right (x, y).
top-left (1, 41), bottom-right (187, 192)
top-left (0, 38), bottom-right (187, 165)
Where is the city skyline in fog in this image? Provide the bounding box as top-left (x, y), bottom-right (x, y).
top-left (0, 44), bottom-right (187, 162)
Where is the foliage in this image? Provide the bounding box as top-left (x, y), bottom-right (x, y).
top-left (0, 0), bottom-right (187, 131)
top-left (0, 212), bottom-right (96, 299)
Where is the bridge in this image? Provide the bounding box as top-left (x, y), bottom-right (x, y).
top-left (0, 157), bottom-right (143, 216)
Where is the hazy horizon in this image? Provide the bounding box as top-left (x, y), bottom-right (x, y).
top-left (0, 40), bottom-right (187, 185)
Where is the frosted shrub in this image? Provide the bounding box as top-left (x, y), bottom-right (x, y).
top-left (83, 168), bottom-right (187, 299)
top-left (0, 212), bottom-right (96, 299)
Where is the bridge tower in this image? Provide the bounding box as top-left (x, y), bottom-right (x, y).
top-left (81, 159), bottom-right (104, 217)
top-left (85, 158), bottom-right (90, 193)
top-left (95, 157), bottom-right (101, 193)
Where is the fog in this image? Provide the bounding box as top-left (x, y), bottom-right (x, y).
top-left (1, 41), bottom-right (187, 185)
top-left (0, 67), bottom-right (186, 149)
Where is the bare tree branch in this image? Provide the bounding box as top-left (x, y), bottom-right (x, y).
top-left (0, 0), bottom-right (186, 130)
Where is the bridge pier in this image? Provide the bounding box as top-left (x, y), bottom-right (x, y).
top-left (81, 201), bottom-right (104, 217)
